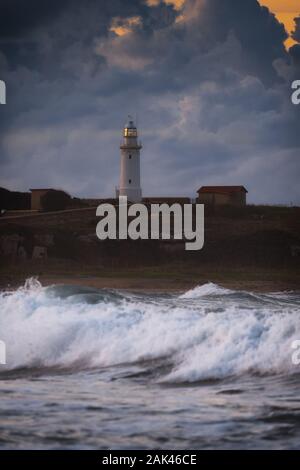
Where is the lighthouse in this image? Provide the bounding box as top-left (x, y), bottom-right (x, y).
top-left (117, 117), bottom-right (142, 202)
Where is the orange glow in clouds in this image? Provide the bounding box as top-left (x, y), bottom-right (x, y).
top-left (259, 0), bottom-right (299, 48)
top-left (147, 1), bottom-right (299, 49)
top-left (110, 16), bottom-right (142, 36)
top-left (146, 0), bottom-right (185, 9)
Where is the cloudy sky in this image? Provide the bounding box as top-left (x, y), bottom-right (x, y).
top-left (0, 0), bottom-right (299, 204)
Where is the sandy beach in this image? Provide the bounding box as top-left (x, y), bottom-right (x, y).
top-left (1, 267), bottom-right (299, 293)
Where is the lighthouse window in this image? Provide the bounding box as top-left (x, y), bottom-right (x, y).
top-left (129, 155), bottom-right (132, 159)
top-left (129, 179), bottom-right (132, 184)
top-left (125, 128), bottom-right (137, 137)
top-left (130, 129), bottom-right (137, 136)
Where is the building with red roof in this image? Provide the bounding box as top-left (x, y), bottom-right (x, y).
top-left (197, 186), bottom-right (248, 207)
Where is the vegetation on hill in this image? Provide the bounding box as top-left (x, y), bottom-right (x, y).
top-left (0, 187), bottom-right (30, 211)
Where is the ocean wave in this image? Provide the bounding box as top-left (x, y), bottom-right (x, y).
top-left (179, 282), bottom-right (233, 299)
top-left (0, 279), bottom-right (299, 382)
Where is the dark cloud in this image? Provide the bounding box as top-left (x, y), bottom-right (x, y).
top-left (0, 0), bottom-right (299, 204)
top-left (290, 43), bottom-right (300, 72)
top-left (187, 0), bottom-right (287, 83)
top-left (0, 0), bottom-right (71, 38)
top-left (290, 16), bottom-right (300, 69)
top-left (292, 15), bottom-right (300, 43)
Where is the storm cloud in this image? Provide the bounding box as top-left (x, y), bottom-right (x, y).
top-left (0, 0), bottom-right (299, 204)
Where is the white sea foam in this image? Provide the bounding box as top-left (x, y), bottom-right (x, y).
top-left (179, 282), bottom-right (232, 299)
top-left (0, 280), bottom-right (299, 382)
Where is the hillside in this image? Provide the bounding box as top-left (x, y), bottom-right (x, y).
top-left (0, 204), bottom-right (299, 291)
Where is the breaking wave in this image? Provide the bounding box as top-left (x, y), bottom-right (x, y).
top-left (179, 282), bottom-right (232, 298)
top-left (0, 278), bottom-right (299, 383)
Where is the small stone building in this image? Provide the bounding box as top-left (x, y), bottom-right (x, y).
top-left (197, 186), bottom-right (248, 207)
top-left (30, 188), bottom-right (53, 210)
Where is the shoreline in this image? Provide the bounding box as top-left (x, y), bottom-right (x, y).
top-left (1, 274), bottom-right (299, 293)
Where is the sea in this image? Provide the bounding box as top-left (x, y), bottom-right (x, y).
top-left (0, 278), bottom-right (299, 450)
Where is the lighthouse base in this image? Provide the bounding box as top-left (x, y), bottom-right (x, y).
top-left (118, 187), bottom-right (142, 203)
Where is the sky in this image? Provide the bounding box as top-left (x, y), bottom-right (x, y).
top-left (0, 0), bottom-right (299, 204)
top-left (260, 0), bottom-right (299, 48)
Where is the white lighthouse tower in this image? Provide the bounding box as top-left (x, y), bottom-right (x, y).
top-left (117, 116), bottom-right (142, 202)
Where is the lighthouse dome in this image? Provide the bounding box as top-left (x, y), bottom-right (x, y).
top-left (125, 117), bottom-right (136, 128)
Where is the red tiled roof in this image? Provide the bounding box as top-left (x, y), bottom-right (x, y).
top-left (197, 186), bottom-right (248, 195)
